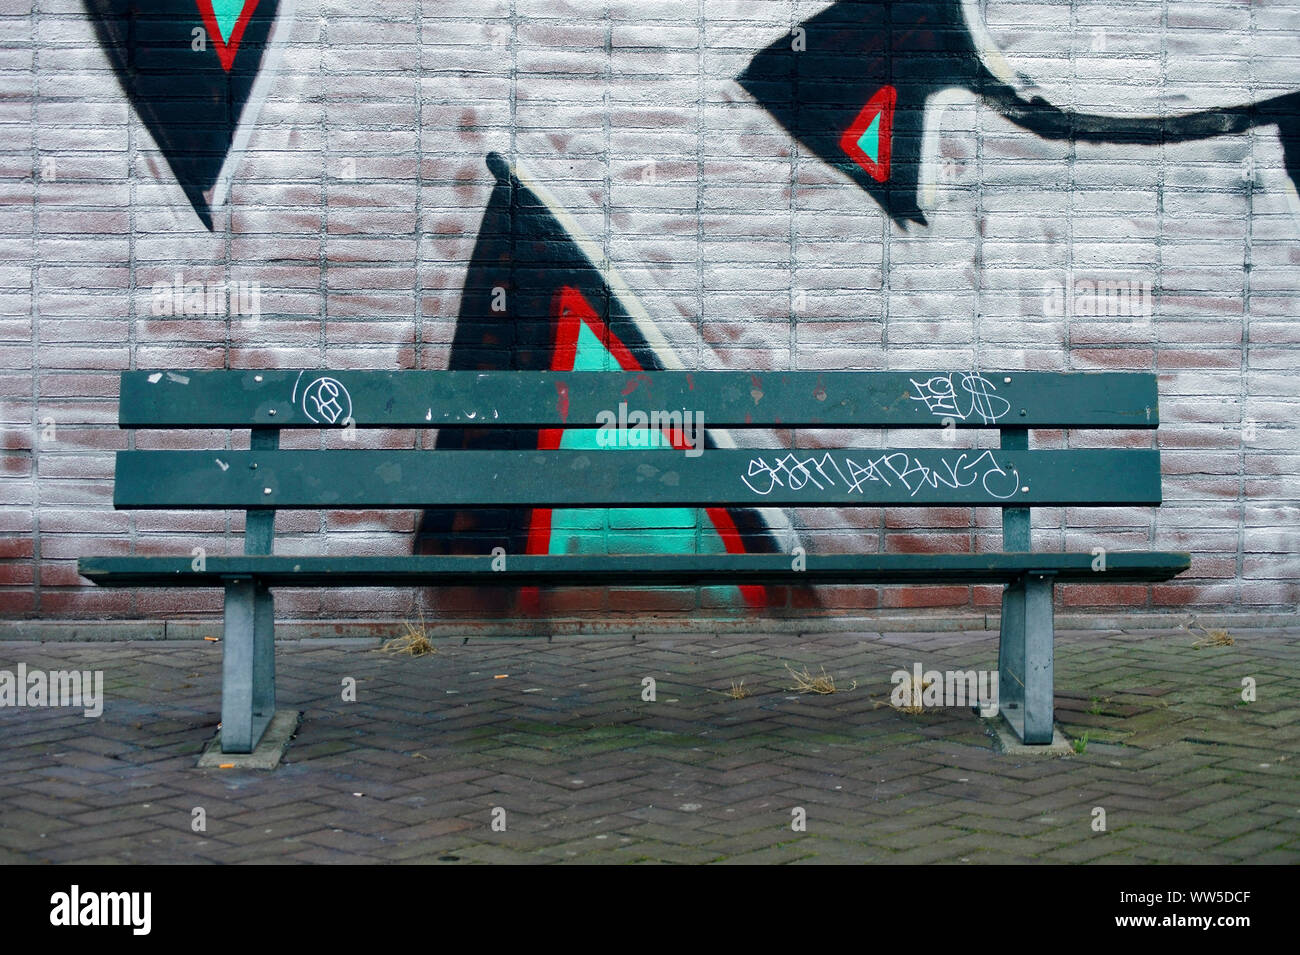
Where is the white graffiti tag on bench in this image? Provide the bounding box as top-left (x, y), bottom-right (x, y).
top-left (741, 450), bottom-right (1021, 500)
top-left (909, 372), bottom-right (1011, 424)
top-left (291, 371), bottom-right (353, 425)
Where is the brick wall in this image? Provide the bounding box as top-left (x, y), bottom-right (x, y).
top-left (2, 0), bottom-right (1297, 623)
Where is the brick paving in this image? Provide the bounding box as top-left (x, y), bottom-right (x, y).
top-left (0, 626), bottom-right (1296, 864)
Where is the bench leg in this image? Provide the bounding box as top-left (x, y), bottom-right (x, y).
top-left (221, 580), bottom-right (276, 754)
top-left (998, 579), bottom-right (1026, 722)
top-left (998, 574), bottom-right (1055, 744)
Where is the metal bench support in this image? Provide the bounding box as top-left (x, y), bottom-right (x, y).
top-left (998, 573), bottom-right (1055, 744)
top-left (218, 426), bottom-right (281, 755)
top-left (221, 579), bottom-right (276, 753)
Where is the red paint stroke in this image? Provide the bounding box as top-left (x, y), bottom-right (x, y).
top-left (839, 84), bottom-right (896, 183)
top-left (621, 372), bottom-right (653, 398)
top-left (195, 0), bottom-right (261, 73)
top-left (555, 380), bottom-right (570, 424)
top-left (527, 284), bottom-right (766, 608)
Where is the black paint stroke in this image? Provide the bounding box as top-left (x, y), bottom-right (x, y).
top-left (415, 152), bottom-right (786, 575)
top-left (739, 0), bottom-right (1299, 227)
top-left (83, 0), bottom-right (280, 229)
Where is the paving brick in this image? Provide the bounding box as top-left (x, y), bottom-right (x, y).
top-left (0, 629), bottom-right (1296, 862)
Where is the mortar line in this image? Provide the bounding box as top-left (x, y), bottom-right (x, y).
top-left (31, 0), bottom-right (42, 611)
top-left (1236, 0), bottom-right (1258, 611)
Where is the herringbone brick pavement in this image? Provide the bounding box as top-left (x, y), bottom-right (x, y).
top-left (0, 626), bottom-right (1295, 864)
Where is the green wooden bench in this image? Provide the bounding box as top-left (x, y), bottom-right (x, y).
top-left (79, 369), bottom-right (1190, 753)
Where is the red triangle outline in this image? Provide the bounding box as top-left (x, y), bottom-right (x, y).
top-left (195, 0), bottom-right (261, 72)
top-left (838, 84), bottom-right (897, 183)
top-left (525, 285), bottom-right (765, 608)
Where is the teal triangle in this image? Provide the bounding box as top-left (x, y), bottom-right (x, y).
top-left (857, 113), bottom-right (881, 164)
top-left (547, 321), bottom-right (725, 558)
top-left (569, 318), bottom-right (619, 371)
top-left (210, 0), bottom-right (245, 44)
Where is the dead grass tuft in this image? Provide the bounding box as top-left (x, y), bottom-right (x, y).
top-left (724, 679), bottom-right (751, 700)
top-left (379, 612), bottom-right (436, 657)
top-left (785, 663), bottom-right (856, 695)
top-left (1186, 616), bottom-right (1236, 649)
top-left (1193, 628), bottom-right (1235, 649)
top-left (890, 671), bottom-right (934, 714)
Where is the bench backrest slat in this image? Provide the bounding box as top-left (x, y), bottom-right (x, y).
top-left (112, 448), bottom-right (1162, 509)
top-left (118, 370), bottom-right (1160, 430)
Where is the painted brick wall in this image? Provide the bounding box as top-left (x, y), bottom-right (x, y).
top-left (1, 0), bottom-right (1297, 623)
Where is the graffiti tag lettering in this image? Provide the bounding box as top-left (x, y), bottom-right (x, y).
top-left (296, 375), bottom-right (353, 425)
top-left (741, 449), bottom-right (1020, 500)
top-left (909, 373), bottom-right (1011, 425)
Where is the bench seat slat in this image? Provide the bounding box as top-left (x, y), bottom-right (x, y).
top-left (78, 552), bottom-right (1191, 587)
top-left (118, 370), bottom-right (1160, 430)
top-left (114, 448), bottom-right (1161, 509)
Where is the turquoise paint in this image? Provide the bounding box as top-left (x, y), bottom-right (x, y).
top-left (547, 321), bottom-right (727, 560)
top-left (857, 113), bottom-right (881, 163)
top-left (210, 0), bottom-right (245, 44)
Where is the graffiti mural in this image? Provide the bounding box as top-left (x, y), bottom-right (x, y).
top-left (739, 0), bottom-right (1300, 227)
top-left (83, 0), bottom-right (294, 229)
top-left (415, 153), bottom-right (801, 611)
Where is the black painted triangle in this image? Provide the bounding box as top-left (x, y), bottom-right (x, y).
top-left (416, 153), bottom-right (798, 609)
top-left (738, 0), bottom-right (987, 227)
top-left (83, 0), bottom-right (285, 229)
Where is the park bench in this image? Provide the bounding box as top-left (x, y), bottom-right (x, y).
top-left (79, 369), bottom-right (1190, 753)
